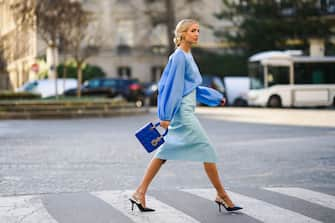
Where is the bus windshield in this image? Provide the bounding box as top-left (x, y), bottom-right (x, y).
top-left (248, 62), bottom-right (264, 89)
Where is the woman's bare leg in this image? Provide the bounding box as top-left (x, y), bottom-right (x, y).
top-left (203, 162), bottom-right (235, 207)
top-left (133, 158), bottom-right (166, 207)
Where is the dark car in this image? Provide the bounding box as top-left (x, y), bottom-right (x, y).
top-left (64, 78), bottom-right (144, 106)
top-left (142, 82), bottom-right (158, 106)
top-left (142, 76), bottom-right (226, 107)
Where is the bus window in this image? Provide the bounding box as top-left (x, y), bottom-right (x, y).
top-left (294, 62), bottom-right (335, 84)
top-left (267, 66), bottom-right (290, 87)
top-left (312, 70), bottom-right (324, 84)
top-left (248, 62), bottom-right (264, 89)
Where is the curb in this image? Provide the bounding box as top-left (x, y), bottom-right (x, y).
top-left (0, 107), bottom-right (148, 120)
top-left (0, 100), bottom-right (149, 119)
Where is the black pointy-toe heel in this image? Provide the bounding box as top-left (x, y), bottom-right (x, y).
top-left (129, 197), bottom-right (155, 212)
top-left (215, 196), bottom-right (243, 212)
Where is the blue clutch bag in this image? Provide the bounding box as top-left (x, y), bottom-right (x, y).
top-left (135, 122), bottom-right (168, 153)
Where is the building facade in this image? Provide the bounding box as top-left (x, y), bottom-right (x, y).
top-left (80, 0), bottom-right (226, 83)
top-left (0, 0), bottom-right (36, 90)
top-left (0, 0), bottom-right (226, 90)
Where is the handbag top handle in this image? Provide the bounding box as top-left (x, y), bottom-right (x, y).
top-left (152, 122), bottom-right (168, 137)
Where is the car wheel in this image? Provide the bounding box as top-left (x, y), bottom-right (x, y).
top-left (267, 95), bottom-right (282, 108)
top-left (233, 98), bottom-right (248, 107)
top-left (135, 99), bottom-right (144, 108)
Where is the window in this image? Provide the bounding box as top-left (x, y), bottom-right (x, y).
top-left (118, 66), bottom-right (132, 78)
top-left (321, 0), bottom-right (335, 13)
top-left (248, 62), bottom-right (264, 89)
top-left (116, 20), bottom-right (134, 47)
top-left (267, 66), bottom-right (290, 86)
top-left (102, 79), bottom-right (117, 87)
top-left (294, 62), bottom-right (335, 84)
top-left (24, 81), bottom-right (38, 92)
top-left (151, 66), bottom-right (164, 82)
top-left (87, 79), bottom-right (101, 88)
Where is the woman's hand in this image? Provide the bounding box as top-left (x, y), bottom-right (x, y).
top-left (160, 120), bottom-right (170, 129)
top-left (220, 98), bottom-right (226, 106)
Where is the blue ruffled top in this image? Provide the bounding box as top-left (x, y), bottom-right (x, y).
top-left (158, 48), bottom-right (223, 121)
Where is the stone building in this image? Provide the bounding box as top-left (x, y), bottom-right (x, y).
top-left (0, 0), bottom-right (41, 90)
top-left (0, 0), bottom-right (226, 90)
top-left (79, 0), bottom-right (227, 82)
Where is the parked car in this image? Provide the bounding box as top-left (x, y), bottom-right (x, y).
top-left (144, 76), bottom-right (226, 106)
top-left (201, 75), bottom-right (250, 106)
top-left (64, 78), bottom-right (145, 106)
top-left (17, 78), bottom-right (77, 98)
top-left (142, 82), bottom-right (158, 106)
top-left (223, 76), bottom-right (250, 106)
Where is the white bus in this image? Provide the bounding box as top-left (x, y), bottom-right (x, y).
top-left (247, 51), bottom-right (335, 107)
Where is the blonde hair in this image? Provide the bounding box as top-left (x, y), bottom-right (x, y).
top-left (173, 19), bottom-right (198, 48)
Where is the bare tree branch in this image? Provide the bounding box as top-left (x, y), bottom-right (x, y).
top-left (9, 0), bottom-right (100, 97)
top-left (61, 3), bottom-right (101, 97)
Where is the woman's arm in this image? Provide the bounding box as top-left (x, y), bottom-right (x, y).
top-left (157, 51), bottom-right (186, 122)
top-left (196, 86), bottom-right (224, 106)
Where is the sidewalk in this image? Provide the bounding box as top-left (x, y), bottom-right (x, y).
top-left (195, 107), bottom-right (335, 128)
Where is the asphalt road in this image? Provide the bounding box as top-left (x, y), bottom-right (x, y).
top-left (0, 107), bottom-right (334, 223)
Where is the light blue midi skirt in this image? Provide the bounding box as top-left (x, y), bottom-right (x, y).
top-left (154, 90), bottom-right (218, 163)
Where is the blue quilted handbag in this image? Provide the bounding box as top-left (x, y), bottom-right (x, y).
top-left (135, 122), bottom-right (168, 153)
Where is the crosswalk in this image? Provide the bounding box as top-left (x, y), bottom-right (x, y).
top-left (1, 187), bottom-right (334, 223)
top-left (184, 188), bottom-right (322, 223)
top-left (264, 187), bottom-right (335, 210)
top-left (92, 190), bottom-right (200, 223)
top-left (0, 195), bottom-right (57, 223)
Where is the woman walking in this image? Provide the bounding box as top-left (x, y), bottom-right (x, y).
top-left (130, 19), bottom-right (243, 213)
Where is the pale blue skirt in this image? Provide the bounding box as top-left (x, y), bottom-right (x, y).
top-left (154, 90), bottom-right (218, 163)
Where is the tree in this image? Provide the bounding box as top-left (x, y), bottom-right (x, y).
top-left (10, 0), bottom-right (101, 97)
top-left (61, 2), bottom-right (101, 97)
top-left (57, 63), bottom-right (106, 83)
top-left (10, 0), bottom-right (83, 96)
top-left (216, 0), bottom-right (335, 56)
top-left (192, 48), bottom-right (248, 76)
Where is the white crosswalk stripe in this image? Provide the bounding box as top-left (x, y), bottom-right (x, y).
top-left (91, 190), bottom-right (200, 223)
top-left (0, 195), bottom-right (58, 223)
top-left (183, 188), bottom-right (323, 223)
top-left (265, 187), bottom-right (335, 210)
top-left (0, 187), bottom-right (334, 223)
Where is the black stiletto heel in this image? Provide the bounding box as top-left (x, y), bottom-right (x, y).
top-left (130, 199), bottom-right (135, 211)
top-left (215, 196), bottom-right (243, 212)
top-left (129, 197), bottom-right (155, 212)
top-left (217, 201), bottom-right (222, 212)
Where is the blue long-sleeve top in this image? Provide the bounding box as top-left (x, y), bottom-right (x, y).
top-left (158, 48), bottom-right (223, 121)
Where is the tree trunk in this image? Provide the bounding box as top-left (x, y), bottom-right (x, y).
top-left (77, 63), bottom-right (83, 98)
top-left (165, 0), bottom-right (176, 55)
top-left (63, 62), bottom-right (67, 92)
